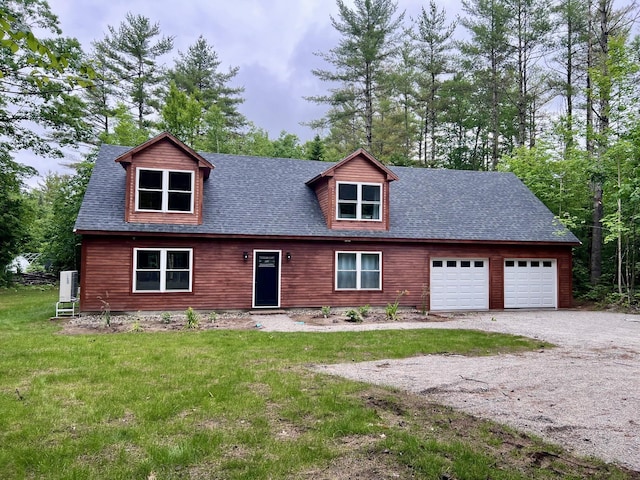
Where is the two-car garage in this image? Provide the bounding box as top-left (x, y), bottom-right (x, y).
top-left (429, 258), bottom-right (557, 311)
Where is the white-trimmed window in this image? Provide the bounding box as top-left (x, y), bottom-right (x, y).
top-left (336, 252), bottom-right (382, 290)
top-left (136, 168), bottom-right (194, 213)
top-left (133, 248), bottom-right (192, 292)
top-left (336, 182), bottom-right (382, 221)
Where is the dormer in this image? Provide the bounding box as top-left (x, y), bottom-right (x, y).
top-left (115, 132), bottom-right (214, 225)
top-left (306, 149), bottom-right (398, 231)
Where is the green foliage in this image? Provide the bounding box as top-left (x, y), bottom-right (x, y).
top-left (185, 307), bottom-right (199, 329)
top-left (29, 157), bottom-right (95, 273)
top-left (160, 312), bottom-right (172, 324)
top-left (305, 134), bottom-right (326, 161)
top-left (358, 304), bottom-right (371, 318)
top-left (160, 81), bottom-right (203, 146)
top-left (129, 319), bottom-right (144, 333)
top-left (208, 311), bottom-right (219, 322)
top-left (0, 155), bottom-right (35, 285)
top-left (321, 305), bottom-right (331, 318)
top-left (94, 13), bottom-right (173, 130)
top-left (344, 309), bottom-right (362, 323)
top-left (98, 103), bottom-right (151, 146)
top-left (168, 35), bottom-right (245, 130)
top-left (386, 289), bottom-right (409, 321)
top-left (309, 0), bottom-right (405, 152)
top-left (0, 1), bottom-right (94, 158)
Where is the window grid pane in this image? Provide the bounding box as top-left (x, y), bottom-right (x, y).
top-left (337, 183), bottom-right (381, 221)
top-left (135, 249), bottom-right (191, 292)
top-left (337, 252), bottom-right (380, 290)
top-left (137, 169), bottom-right (193, 212)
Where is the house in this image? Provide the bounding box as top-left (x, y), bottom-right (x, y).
top-left (75, 132), bottom-right (580, 313)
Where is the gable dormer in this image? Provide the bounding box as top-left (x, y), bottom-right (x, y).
top-left (115, 132), bottom-right (214, 225)
top-left (306, 149), bottom-right (398, 231)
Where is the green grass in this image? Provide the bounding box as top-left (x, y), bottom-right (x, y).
top-left (0, 286), bottom-right (636, 479)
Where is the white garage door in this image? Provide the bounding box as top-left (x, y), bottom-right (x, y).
top-left (504, 259), bottom-right (557, 308)
top-left (430, 259), bottom-right (489, 311)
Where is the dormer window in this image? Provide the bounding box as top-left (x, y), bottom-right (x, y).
top-left (136, 168), bottom-right (194, 213)
top-left (337, 182), bottom-right (382, 221)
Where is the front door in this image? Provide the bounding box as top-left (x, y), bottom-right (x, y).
top-left (253, 251), bottom-right (280, 308)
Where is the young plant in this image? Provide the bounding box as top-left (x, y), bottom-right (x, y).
top-left (345, 309), bottom-right (362, 323)
top-left (421, 283), bottom-right (429, 316)
top-left (321, 306), bottom-right (331, 318)
top-left (208, 311), bottom-right (219, 323)
top-left (98, 293), bottom-right (111, 326)
top-left (129, 320), bottom-right (144, 333)
top-left (185, 307), bottom-right (199, 329)
top-left (386, 289), bottom-right (409, 321)
top-left (358, 304), bottom-right (370, 318)
top-left (160, 311), bottom-right (172, 324)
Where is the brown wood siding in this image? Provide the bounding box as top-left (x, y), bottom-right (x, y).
top-left (329, 156), bottom-right (389, 231)
top-left (314, 180), bottom-right (331, 227)
top-left (80, 236), bottom-right (574, 312)
top-left (124, 140), bottom-right (203, 225)
top-left (309, 154), bottom-right (391, 231)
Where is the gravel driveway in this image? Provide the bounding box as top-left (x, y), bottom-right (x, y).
top-left (255, 310), bottom-right (640, 471)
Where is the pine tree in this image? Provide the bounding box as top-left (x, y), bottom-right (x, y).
top-left (308, 0), bottom-right (404, 152)
top-left (94, 13), bottom-right (173, 130)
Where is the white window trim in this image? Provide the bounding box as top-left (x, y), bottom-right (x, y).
top-left (133, 248), bottom-right (193, 293)
top-left (135, 167), bottom-right (195, 213)
top-left (336, 181), bottom-right (383, 222)
top-left (335, 251), bottom-right (382, 290)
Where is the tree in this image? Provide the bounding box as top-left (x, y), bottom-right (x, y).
top-left (94, 13), bottom-right (173, 130)
top-left (551, 0), bottom-right (590, 154)
top-left (0, 0), bottom-right (93, 279)
top-left (169, 35), bottom-right (245, 132)
top-left (460, 0), bottom-right (515, 168)
top-left (0, 155), bottom-right (35, 284)
top-left (508, 0), bottom-right (553, 148)
top-left (0, 0), bottom-right (93, 158)
top-left (304, 134), bottom-right (326, 161)
top-left (413, 0), bottom-right (457, 165)
top-left (99, 103), bottom-right (150, 146)
top-left (160, 82), bottom-right (203, 146)
top-left (587, 0), bottom-right (637, 285)
top-left (308, 0), bottom-right (404, 152)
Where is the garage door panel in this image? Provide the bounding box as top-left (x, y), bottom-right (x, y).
top-left (504, 259), bottom-right (557, 308)
top-left (430, 258), bottom-right (488, 311)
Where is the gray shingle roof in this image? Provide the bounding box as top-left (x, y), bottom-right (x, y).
top-left (75, 144), bottom-right (580, 244)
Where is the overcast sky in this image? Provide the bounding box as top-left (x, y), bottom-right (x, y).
top-left (17, 0), bottom-right (638, 185)
top-left (19, 0), bottom-right (462, 184)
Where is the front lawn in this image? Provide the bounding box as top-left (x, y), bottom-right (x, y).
top-left (0, 286), bottom-right (635, 479)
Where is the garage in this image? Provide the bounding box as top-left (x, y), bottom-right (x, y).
top-left (430, 258), bottom-right (489, 311)
top-left (504, 259), bottom-right (557, 308)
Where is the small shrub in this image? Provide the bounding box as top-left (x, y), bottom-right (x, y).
top-left (129, 320), bottom-right (144, 333)
top-left (358, 304), bottom-right (370, 318)
top-left (185, 307), bottom-right (199, 329)
top-left (208, 311), bottom-right (219, 322)
top-left (160, 312), bottom-right (172, 324)
top-left (345, 309), bottom-right (362, 323)
top-left (386, 289), bottom-right (409, 321)
top-left (321, 306), bottom-right (331, 318)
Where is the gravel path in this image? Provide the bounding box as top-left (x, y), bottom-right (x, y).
top-left (254, 310), bottom-right (640, 471)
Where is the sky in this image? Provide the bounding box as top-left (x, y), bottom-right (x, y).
top-left (20, 0), bottom-right (461, 185)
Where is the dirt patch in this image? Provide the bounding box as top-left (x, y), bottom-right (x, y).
top-left (56, 309), bottom-right (455, 335)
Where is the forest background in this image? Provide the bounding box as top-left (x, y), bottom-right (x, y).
top-left (2, 0), bottom-right (639, 305)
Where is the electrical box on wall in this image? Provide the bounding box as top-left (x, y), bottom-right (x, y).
top-left (59, 270), bottom-right (78, 302)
